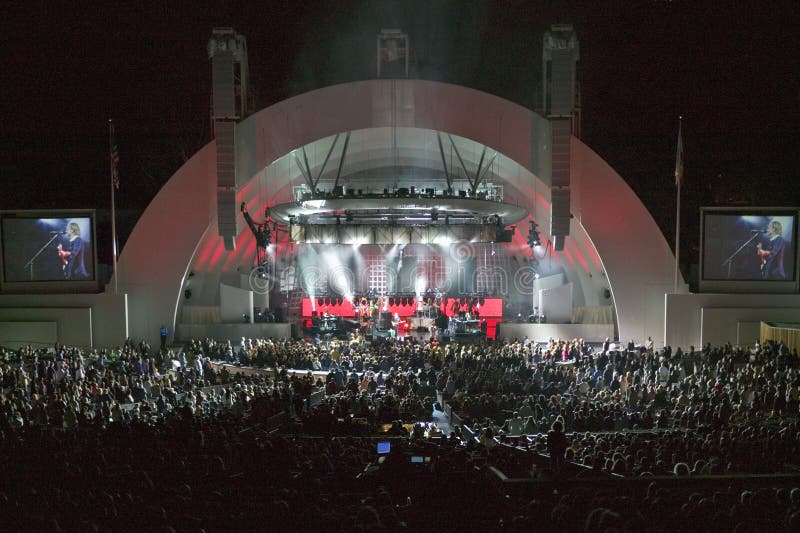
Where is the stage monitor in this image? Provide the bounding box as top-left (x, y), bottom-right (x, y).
top-left (699, 207), bottom-right (798, 293)
top-left (0, 210), bottom-right (100, 293)
top-left (376, 441), bottom-right (391, 454)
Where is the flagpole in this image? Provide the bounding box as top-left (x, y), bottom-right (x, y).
top-left (673, 116), bottom-right (683, 293)
top-left (109, 119), bottom-right (119, 295)
top-left (674, 179), bottom-right (681, 292)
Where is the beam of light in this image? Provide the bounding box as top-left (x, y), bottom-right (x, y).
top-left (322, 248), bottom-right (353, 303)
top-left (415, 276), bottom-right (427, 299)
top-left (297, 245), bottom-right (318, 307)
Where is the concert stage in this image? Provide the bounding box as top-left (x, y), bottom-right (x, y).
top-left (301, 297), bottom-right (503, 339)
top-left (496, 322), bottom-right (614, 343)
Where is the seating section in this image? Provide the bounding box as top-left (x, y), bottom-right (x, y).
top-left (0, 335), bottom-right (798, 530)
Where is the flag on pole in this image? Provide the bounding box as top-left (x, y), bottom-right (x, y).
top-left (110, 121), bottom-right (120, 189)
top-left (674, 117), bottom-right (684, 187)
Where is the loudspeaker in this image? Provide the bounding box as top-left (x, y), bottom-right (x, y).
top-left (217, 188), bottom-right (237, 251)
top-left (549, 49), bottom-right (575, 116)
top-left (215, 122), bottom-right (236, 187)
top-left (550, 119), bottom-right (571, 188)
top-left (496, 228), bottom-right (513, 242)
top-left (550, 187), bottom-right (570, 241)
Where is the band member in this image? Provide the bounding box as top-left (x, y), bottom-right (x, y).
top-left (57, 222), bottom-right (89, 279)
top-left (757, 220), bottom-right (786, 280)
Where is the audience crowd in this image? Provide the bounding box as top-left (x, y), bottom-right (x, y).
top-left (1, 332), bottom-right (798, 530)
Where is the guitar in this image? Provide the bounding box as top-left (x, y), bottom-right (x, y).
top-left (56, 243), bottom-right (70, 273)
top-left (756, 243), bottom-right (769, 274)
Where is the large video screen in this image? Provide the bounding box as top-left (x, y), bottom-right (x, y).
top-left (1, 213), bottom-right (96, 282)
top-left (702, 210), bottom-right (796, 281)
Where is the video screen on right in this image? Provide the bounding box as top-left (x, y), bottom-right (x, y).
top-left (701, 210), bottom-right (797, 282)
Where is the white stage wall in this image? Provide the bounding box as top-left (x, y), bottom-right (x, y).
top-left (176, 323), bottom-right (292, 344)
top-left (0, 291), bottom-right (127, 348)
top-left (0, 321), bottom-right (58, 348)
top-left (665, 293), bottom-right (800, 350)
top-left (220, 283), bottom-right (254, 324)
top-left (497, 322), bottom-right (614, 343)
top-left (539, 282), bottom-right (573, 324)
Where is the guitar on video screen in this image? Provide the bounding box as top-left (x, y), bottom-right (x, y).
top-left (56, 242), bottom-right (70, 274)
top-left (756, 242), bottom-right (769, 275)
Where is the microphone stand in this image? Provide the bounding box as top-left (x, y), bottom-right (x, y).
top-left (23, 233), bottom-right (61, 281)
top-left (721, 232), bottom-right (761, 279)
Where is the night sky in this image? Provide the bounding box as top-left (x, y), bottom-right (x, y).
top-left (1, 1), bottom-right (798, 281)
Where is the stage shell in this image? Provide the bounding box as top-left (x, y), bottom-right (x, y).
top-left (117, 79), bottom-right (677, 347)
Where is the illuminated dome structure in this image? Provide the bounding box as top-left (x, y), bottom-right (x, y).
top-left (117, 76), bottom-right (676, 346)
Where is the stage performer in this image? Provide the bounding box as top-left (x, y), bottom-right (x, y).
top-left (757, 220), bottom-right (786, 280)
top-left (57, 222), bottom-right (88, 279)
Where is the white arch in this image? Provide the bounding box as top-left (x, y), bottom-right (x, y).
top-left (118, 80), bottom-right (676, 346)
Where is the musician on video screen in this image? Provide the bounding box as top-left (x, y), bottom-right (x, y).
top-left (756, 220), bottom-right (786, 280)
top-left (57, 222), bottom-right (89, 279)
